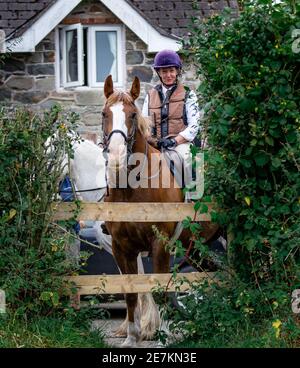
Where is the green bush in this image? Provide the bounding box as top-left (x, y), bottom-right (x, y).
top-left (190, 0), bottom-right (299, 290)
top-left (168, 0), bottom-right (300, 346)
top-left (166, 279), bottom-right (299, 347)
top-left (0, 105), bottom-right (80, 317)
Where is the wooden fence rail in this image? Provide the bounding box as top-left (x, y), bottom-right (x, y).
top-left (52, 202), bottom-right (212, 222)
top-left (53, 202), bottom-right (214, 297)
top-left (65, 272), bottom-right (216, 295)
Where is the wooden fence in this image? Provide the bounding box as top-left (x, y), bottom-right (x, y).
top-left (52, 202), bottom-right (216, 297)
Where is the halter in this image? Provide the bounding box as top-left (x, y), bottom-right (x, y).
top-left (101, 104), bottom-right (162, 184)
top-left (102, 106), bottom-right (152, 184)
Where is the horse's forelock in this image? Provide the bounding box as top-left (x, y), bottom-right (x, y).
top-left (106, 91), bottom-right (134, 107)
top-left (106, 91), bottom-right (152, 138)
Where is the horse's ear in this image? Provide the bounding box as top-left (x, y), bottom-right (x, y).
top-left (130, 76), bottom-right (140, 101)
top-left (104, 75), bottom-right (114, 99)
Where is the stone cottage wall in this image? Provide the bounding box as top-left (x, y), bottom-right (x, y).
top-left (0, 0), bottom-right (199, 138)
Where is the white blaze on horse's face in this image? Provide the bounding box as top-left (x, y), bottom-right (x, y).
top-left (108, 101), bottom-right (128, 170)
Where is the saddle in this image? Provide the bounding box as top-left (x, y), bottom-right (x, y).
top-left (162, 148), bottom-right (199, 202)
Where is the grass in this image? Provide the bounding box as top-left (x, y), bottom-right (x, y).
top-left (0, 311), bottom-right (109, 348)
top-left (166, 318), bottom-right (300, 348)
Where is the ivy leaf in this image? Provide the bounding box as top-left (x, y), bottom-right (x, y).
top-left (240, 159), bottom-right (252, 168)
top-left (218, 124), bottom-right (229, 136)
top-left (254, 152), bottom-right (269, 167)
top-left (200, 203), bottom-right (209, 214)
top-left (244, 197), bottom-right (251, 206)
top-left (182, 217), bottom-right (191, 229)
top-left (193, 201), bottom-right (201, 212)
top-left (224, 104), bottom-right (235, 116)
top-left (245, 147), bottom-right (253, 156)
top-left (261, 196), bottom-right (271, 205)
top-left (239, 98), bottom-right (255, 112)
top-left (265, 136), bottom-right (274, 146)
top-left (285, 131), bottom-right (297, 143)
top-left (51, 292), bottom-right (59, 307)
top-left (9, 209), bottom-right (17, 220)
top-left (245, 238), bottom-right (257, 251)
top-left (40, 291), bottom-right (51, 301)
top-left (271, 157), bottom-right (281, 168)
top-left (201, 196), bottom-right (212, 203)
top-left (249, 88), bottom-right (263, 97)
top-left (190, 222), bottom-right (202, 232)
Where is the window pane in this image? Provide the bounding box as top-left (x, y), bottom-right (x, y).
top-left (66, 30), bottom-right (78, 82)
top-left (95, 31), bottom-right (117, 83)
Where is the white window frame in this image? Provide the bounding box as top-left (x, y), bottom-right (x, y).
top-left (88, 25), bottom-right (123, 88)
top-left (61, 23), bottom-right (84, 88)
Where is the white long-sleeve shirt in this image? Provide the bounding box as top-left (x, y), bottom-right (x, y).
top-left (142, 85), bottom-right (202, 142)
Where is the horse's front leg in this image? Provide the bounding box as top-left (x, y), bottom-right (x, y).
top-left (112, 241), bottom-right (141, 347)
top-left (152, 236), bottom-right (170, 274)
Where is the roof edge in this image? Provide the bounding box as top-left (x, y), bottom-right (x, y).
top-left (6, 0), bottom-right (181, 53)
top-left (100, 0), bottom-right (181, 52)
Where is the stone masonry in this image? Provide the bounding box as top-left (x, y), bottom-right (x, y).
top-left (0, 0), bottom-right (200, 138)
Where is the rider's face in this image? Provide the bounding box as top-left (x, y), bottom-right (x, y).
top-left (158, 67), bottom-right (178, 86)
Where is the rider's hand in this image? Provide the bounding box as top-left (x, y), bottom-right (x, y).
top-left (157, 138), bottom-right (177, 149)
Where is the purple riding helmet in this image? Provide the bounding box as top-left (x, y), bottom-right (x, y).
top-left (153, 50), bottom-right (182, 70)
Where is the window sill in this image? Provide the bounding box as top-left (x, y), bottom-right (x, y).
top-left (57, 85), bottom-right (124, 92)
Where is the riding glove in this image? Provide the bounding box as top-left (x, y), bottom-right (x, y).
top-left (157, 138), bottom-right (177, 149)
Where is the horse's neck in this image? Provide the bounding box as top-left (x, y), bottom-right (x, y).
top-left (132, 130), bottom-right (146, 154)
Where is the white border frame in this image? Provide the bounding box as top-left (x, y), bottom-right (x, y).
top-left (88, 25), bottom-right (123, 88)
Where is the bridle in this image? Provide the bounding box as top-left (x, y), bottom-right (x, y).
top-left (102, 108), bottom-right (138, 161)
top-left (101, 103), bottom-right (162, 183)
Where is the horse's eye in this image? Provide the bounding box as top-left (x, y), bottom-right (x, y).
top-left (131, 112), bottom-right (137, 119)
top-left (102, 112), bottom-right (107, 118)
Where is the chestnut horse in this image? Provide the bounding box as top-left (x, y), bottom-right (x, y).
top-left (102, 75), bottom-right (218, 347)
top-left (58, 133), bottom-right (159, 340)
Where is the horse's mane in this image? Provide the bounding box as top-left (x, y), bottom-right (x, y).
top-left (106, 91), bottom-right (152, 139)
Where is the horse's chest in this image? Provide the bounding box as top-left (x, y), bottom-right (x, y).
top-left (110, 223), bottom-right (153, 249)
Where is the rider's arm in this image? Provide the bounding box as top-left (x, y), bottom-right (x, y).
top-left (174, 134), bottom-right (188, 145)
top-left (177, 90), bottom-right (202, 143)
